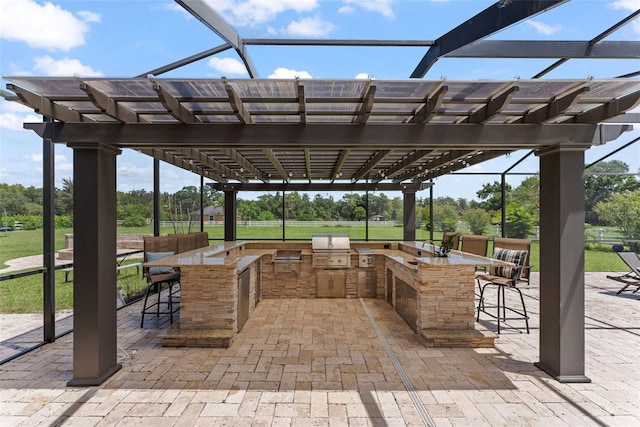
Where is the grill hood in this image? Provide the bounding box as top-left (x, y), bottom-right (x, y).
top-left (312, 234), bottom-right (350, 252)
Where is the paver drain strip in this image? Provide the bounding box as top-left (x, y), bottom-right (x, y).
top-left (359, 298), bottom-right (435, 427)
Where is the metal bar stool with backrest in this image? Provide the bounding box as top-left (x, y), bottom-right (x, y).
top-left (476, 246), bottom-right (530, 333)
top-left (141, 235), bottom-right (180, 327)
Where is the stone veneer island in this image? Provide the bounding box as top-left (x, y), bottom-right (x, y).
top-left (144, 241), bottom-right (508, 348)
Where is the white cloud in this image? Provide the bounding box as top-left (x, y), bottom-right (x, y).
top-left (526, 20), bottom-right (561, 35)
top-left (286, 17), bottom-right (336, 37)
top-left (341, 0), bottom-right (394, 19)
top-left (207, 57), bottom-right (249, 76)
top-left (76, 10), bottom-right (100, 23)
top-left (0, 100), bottom-right (40, 131)
top-left (33, 55), bottom-right (103, 77)
top-left (205, 0), bottom-right (319, 27)
top-left (338, 5), bottom-right (355, 14)
top-left (117, 162), bottom-right (153, 192)
top-left (30, 153), bottom-right (69, 164)
top-left (268, 68), bottom-right (313, 79)
top-left (1, 100), bottom-right (33, 114)
top-left (164, 2), bottom-right (193, 18)
top-left (29, 153), bottom-right (72, 176)
top-left (0, 112), bottom-right (40, 131)
top-left (610, 1), bottom-right (640, 33)
top-left (610, 0), bottom-right (640, 10)
top-left (0, 0), bottom-right (100, 51)
top-left (355, 73), bottom-right (373, 79)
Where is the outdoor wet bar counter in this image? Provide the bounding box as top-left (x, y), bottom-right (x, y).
top-left (145, 239), bottom-right (508, 348)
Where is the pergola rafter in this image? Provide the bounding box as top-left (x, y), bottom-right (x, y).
top-left (517, 84), bottom-right (590, 124)
top-left (373, 150), bottom-right (434, 183)
top-left (352, 150), bottom-right (392, 181)
top-left (331, 149), bottom-right (350, 182)
top-left (6, 78), bottom-right (639, 189)
top-left (407, 83), bottom-right (448, 124)
top-left (152, 82), bottom-right (197, 124)
top-left (218, 147), bottom-right (269, 182)
top-left (574, 89), bottom-right (640, 124)
top-left (262, 148), bottom-right (289, 182)
top-left (80, 82), bottom-right (138, 123)
top-left (464, 84), bottom-right (519, 124)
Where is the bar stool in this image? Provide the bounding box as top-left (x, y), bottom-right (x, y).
top-left (476, 248), bottom-right (530, 333)
top-left (141, 235), bottom-right (180, 327)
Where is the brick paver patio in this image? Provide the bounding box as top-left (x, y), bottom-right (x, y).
top-left (1, 272), bottom-right (639, 426)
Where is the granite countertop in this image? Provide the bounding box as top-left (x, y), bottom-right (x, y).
top-left (383, 244), bottom-right (511, 269)
top-left (144, 242), bottom-right (275, 269)
top-left (145, 240), bottom-right (511, 270)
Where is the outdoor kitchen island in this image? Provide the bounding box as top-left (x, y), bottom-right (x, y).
top-left (146, 238), bottom-right (507, 349)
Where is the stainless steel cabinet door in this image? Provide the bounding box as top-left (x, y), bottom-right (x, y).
top-left (316, 270), bottom-right (346, 298)
top-left (357, 270), bottom-right (377, 298)
top-left (238, 268), bottom-right (250, 331)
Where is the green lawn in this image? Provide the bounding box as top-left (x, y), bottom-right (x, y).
top-left (0, 226), bottom-right (630, 313)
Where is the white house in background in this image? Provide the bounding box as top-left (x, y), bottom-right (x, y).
top-left (189, 206), bottom-right (224, 223)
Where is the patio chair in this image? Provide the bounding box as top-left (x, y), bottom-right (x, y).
top-left (193, 231), bottom-right (209, 248)
top-left (140, 235), bottom-right (180, 327)
top-left (461, 234), bottom-right (491, 302)
top-left (461, 234), bottom-right (489, 257)
top-left (476, 247), bottom-right (530, 333)
top-left (174, 233), bottom-right (197, 253)
top-left (607, 251), bottom-right (640, 295)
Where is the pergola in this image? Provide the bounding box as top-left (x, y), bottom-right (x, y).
top-left (2, 0), bottom-right (640, 387)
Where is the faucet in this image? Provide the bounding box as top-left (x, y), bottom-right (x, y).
top-left (422, 240), bottom-right (437, 250)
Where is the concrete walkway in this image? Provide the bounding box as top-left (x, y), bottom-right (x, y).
top-left (0, 250), bottom-right (144, 275)
top-left (0, 254), bottom-right (69, 274)
top-left (1, 272), bottom-right (639, 426)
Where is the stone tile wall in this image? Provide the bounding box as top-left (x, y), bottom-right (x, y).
top-left (415, 264), bottom-right (476, 330)
top-left (180, 265), bottom-right (238, 330)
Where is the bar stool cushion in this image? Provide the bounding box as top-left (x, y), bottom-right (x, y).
top-left (147, 251), bottom-right (176, 275)
top-left (490, 247), bottom-right (528, 281)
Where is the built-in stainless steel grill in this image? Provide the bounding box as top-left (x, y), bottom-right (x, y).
top-left (312, 234), bottom-right (351, 268)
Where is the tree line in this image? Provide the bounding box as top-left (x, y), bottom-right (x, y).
top-left (1, 160), bottom-right (638, 242)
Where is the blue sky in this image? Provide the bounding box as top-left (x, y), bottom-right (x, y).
top-left (1, 0), bottom-right (639, 201)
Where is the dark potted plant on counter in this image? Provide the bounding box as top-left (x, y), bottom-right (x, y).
top-left (435, 234), bottom-right (455, 257)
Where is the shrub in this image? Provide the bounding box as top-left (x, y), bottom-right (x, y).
top-left (121, 215), bottom-right (147, 227)
top-left (595, 189), bottom-right (640, 252)
top-left (433, 205), bottom-right (458, 232)
top-left (493, 202), bottom-right (536, 239)
top-left (55, 215), bottom-right (73, 228)
top-left (4, 215), bottom-right (42, 230)
top-left (505, 202), bottom-right (536, 239)
top-left (463, 208), bottom-right (490, 235)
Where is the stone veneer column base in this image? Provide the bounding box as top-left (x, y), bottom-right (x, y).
top-left (419, 327), bottom-right (496, 348)
top-left (160, 322), bottom-right (235, 348)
